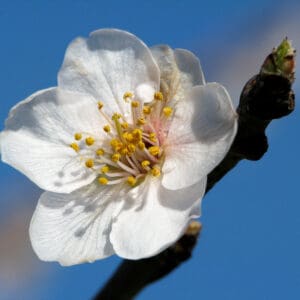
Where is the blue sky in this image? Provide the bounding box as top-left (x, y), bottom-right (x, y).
top-left (0, 0), bottom-right (299, 299)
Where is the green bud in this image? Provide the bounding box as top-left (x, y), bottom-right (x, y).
top-left (260, 38), bottom-right (296, 83)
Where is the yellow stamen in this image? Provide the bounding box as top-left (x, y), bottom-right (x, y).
top-left (143, 105), bottom-right (151, 115)
top-left (132, 129), bottom-right (143, 140)
top-left (101, 165), bottom-right (109, 174)
top-left (137, 117), bottom-right (146, 126)
top-left (123, 132), bottom-right (133, 142)
top-left (127, 176), bottom-right (137, 186)
top-left (138, 141), bottom-right (145, 150)
top-left (154, 91), bottom-right (164, 101)
top-left (98, 101), bottom-right (104, 110)
top-left (103, 125), bottom-right (111, 133)
top-left (85, 159), bottom-right (94, 168)
top-left (111, 153), bottom-right (121, 162)
top-left (123, 91), bottom-right (133, 101)
top-left (148, 146), bottom-right (160, 156)
top-left (70, 142), bottom-right (80, 152)
top-left (85, 136), bottom-right (95, 146)
top-left (131, 101), bottom-right (139, 108)
top-left (112, 113), bottom-right (124, 139)
top-left (98, 177), bottom-right (108, 185)
top-left (110, 139), bottom-right (123, 151)
top-left (74, 133), bottom-right (82, 140)
top-left (112, 113), bottom-right (121, 121)
top-left (163, 106), bottom-right (173, 117)
top-left (128, 143), bottom-right (136, 153)
top-left (151, 166), bottom-right (161, 177)
top-left (110, 138), bottom-right (119, 147)
top-left (141, 160), bottom-right (150, 169)
top-left (96, 148), bottom-right (105, 156)
top-left (149, 132), bottom-right (157, 142)
top-left (121, 147), bottom-right (129, 155)
top-left (121, 122), bottom-right (129, 129)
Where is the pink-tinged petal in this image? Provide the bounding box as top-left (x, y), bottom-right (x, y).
top-left (110, 177), bottom-right (206, 259)
top-left (162, 83), bottom-right (237, 190)
top-left (1, 88), bottom-right (104, 193)
top-left (151, 45), bottom-right (204, 101)
top-left (58, 29), bottom-right (160, 117)
top-left (29, 182), bottom-right (124, 266)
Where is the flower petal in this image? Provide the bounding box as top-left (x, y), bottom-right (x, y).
top-left (162, 83), bottom-right (238, 190)
top-left (58, 29), bottom-right (160, 117)
top-left (174, 48), bottom-right (206, 96)
top-left (0, 88), bottom-right (104, 193)
top-left (29, 182), bottom-right (124, 266)
top-left (151, 45), bottom-right (204, 101)
top-left (110, 177), bottom-right (206, 259)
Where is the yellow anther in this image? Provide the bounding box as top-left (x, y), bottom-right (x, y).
top-left (138, 141), bottom-right (145, 150)
top-left (110, 138), bottom-right (119, 147)
top-left (151, 166), bottom-right (161, 177)
top-left (123, 91), bottom-right (133, 101)
top-left (141, 160), bottom-right (150, 169)
top-left (123, 132), bottom-right (133, 142)
top-left (121, 122), bottom-right (129, 129)
top-left (121, 147), bottom-right (129, 155)
top-left (128, 143), bottom-right (136, 153)
top-left (111, 153), bottom-right (121, 162)
top-left (96, 148), bottom-right (105, 156)
top-left (98, 177), bottom-right (108, 185)
top-left (143, 105), bottom-right (151, 115)
top-left (101, 165), bottom-right (110, 174)
top-left (70, 142), bottom-right (80, 152)
top-left (112, 113), bottom-right (121, 121)
top-left (127, 176), bottom-right (137, 186)
top-left (97, 101), bottom-right (104, 110)
top-left (126, 133), bottom-right (134, 142)
top-left (103, 125), bottom-right (111, 133)
top-left (149, 132), bottom-right (157, 142)
top-left (154, 91), bottom-right (164, 101)
top-left (110, 139), bottom-right (123, 151)
top-left (137, 117), bottom-right (146, 126)
top-left (148, 146), bottom-right (160, 156)
top-left (85, 159), bottom-right (94, 168)
top-left (131, 101), bottom-right (139, 108)
top-left (110, 138), bottom-right (121, 148)
top-left (132, 128), bottom-right (143, 140)
top-left (85, 136), bottom-right (95, 146)
top-left (163, 106), bottom-right (173, 117)
top-left (74, 133), bottom-right (82, 140)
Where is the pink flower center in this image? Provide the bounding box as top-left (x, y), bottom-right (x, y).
top-left (69, 89), bottom-right (173, 188)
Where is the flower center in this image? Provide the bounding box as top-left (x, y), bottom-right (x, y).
top-left (69, 90), bottom-right (173, 188)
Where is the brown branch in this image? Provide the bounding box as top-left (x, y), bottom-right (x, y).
top-left (94, 221), bottom-right (202, 300)
top-left (94, 40), bottom-right (296, 300)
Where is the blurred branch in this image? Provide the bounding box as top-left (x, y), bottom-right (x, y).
top-left (94, 39), bottom-right (296, 300)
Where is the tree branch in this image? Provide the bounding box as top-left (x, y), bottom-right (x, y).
top-left (95, 221), bottom-right (202, 300)
top-left (94, 39), bottom-right (296, 300)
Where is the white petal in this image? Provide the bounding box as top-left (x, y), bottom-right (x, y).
top-left (151, 45), bottom-right (204, 100)
top-left (135, 83), bottom-right (155, 103)
top-left (110, 177), bottom-right (206, 260)
top-left (174, 48), bottom-right (206, 93)
top-left (162, 83), bottom-right (238, 190)
top-left (30, 183), bottom-right (123, 266)
top-left (1, 88), bottom-right (104, 193)
top-left (151, 45), bottom-right (180, 100)
top-left (58, 29), bottom-right (160, 118)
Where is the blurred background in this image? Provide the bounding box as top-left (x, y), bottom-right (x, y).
top-left (0, 0), bottom-right (299, 299)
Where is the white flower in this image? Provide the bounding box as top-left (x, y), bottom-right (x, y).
top-left (0, 29), bottom-right (237, 265)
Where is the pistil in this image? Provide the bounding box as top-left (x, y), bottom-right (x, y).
top-left (69, 89), bottom-right (171, 187)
